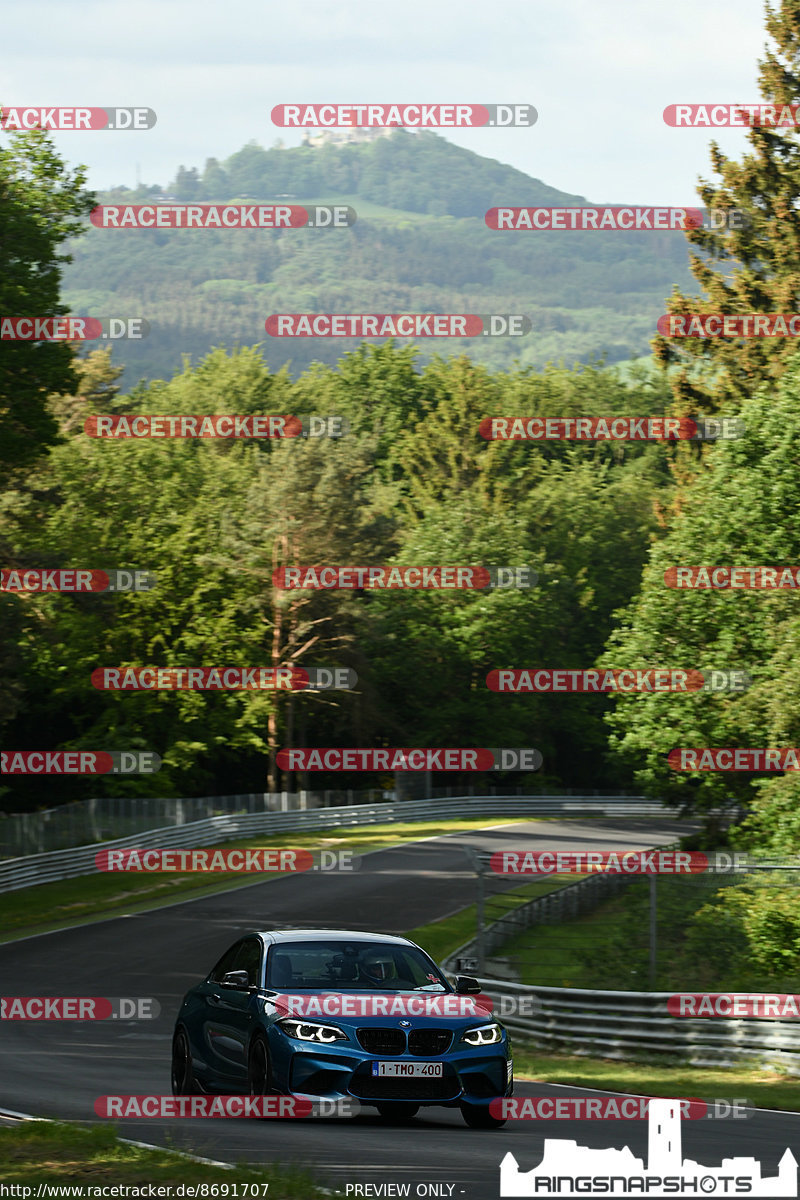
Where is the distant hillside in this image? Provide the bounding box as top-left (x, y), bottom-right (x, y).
top-left (62, 131), bottom-right (696, 389)
top-left (123, 129), bottom-right (591, 215)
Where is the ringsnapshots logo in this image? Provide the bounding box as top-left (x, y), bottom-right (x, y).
top-left (90, 204), bottom-right (354, 229)
top-left (276, 748), bottom-right (542, 771)
top-left (669, 748), bottom-right (800, 771)
top-left (664, 102), bottom-right (800, 127)
top-left (0, 106), bottom-right (156, 130)
top-left (499, 1098), bottom-right (796, 1197)
top-left (1, 317), bottom-right (149, 340)
top-left (1, 997), bottom-right (159, 1019)
top-left (658, 313), bottom-right (800, 337)
top-left (490, 850), bottom-right (748, 876)
top-left (1, 569), bottom-right (154, 592)
top-left (487, 669), bottom-right (751, 693)
top-left (95, 1096), bottom-right (360, 1119)
top-left (273, 565), bottom-right (536, 589)
top-left (665, 566), bottom-right (800, 589)
top-left (90, 666), bottom-right (356, 691)
top-left (1, 751), bottom-right (160, 775)
top-left (271, 103), bottom-right (537, 127)
top-left (95, 847), bottom-right (357, 873)
top-left (479, 416), bottom-right (745, 441)
top-left (265, 314), bottom-right (531, 337)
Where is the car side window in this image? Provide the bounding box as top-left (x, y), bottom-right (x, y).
top-left (233, 938), bottom-right (263, 987)
top-left (209, 940), bottom-right (243, 982)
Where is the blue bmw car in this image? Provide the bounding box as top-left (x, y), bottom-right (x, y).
top-left (171, 928), bottom-right (512, 1127)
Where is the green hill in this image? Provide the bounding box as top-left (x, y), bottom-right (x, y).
top-left (62, 131), bottom-right (696, 388)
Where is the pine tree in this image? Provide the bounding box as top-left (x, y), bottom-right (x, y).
top-left (654, 0), bottom-right (800, 416)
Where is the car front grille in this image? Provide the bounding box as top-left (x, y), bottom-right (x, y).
top-left (356, 1028), bottom-right (406, 1054)
top-left (408, 1029), bottom-right (452, 1055)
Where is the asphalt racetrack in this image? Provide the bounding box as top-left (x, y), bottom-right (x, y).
top-left (2, 817), bottom-right (798, 1198)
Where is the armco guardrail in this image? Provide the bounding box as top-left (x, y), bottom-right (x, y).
top-left (0, 786), bottom-right (648, 858)
top-left (445, 869), bottom-right (652, 969)
top-left (472, 977), bottom-right (800, 1072)
top-left (0, 794), bottom-right (665, 894)
top-left (0, 789), bottom-right (380, 858)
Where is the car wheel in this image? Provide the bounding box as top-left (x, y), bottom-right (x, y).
top-left (460, 1102), bottom-right (506, 1129)
top-left (376, 1103), bottom-right (419, 1123)
top-left (171, 1028), bottom-right (198, 1095)
top-left (248, 1036), bottom-right (273, 1095)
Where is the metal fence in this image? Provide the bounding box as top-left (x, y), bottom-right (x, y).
top-left (446, 866), bottom-right (648, 972)
top-left (0, 786), bottom-right (647, 859)
top-left (472, 977), bottom-right (800, 1072)
top-left (443, 843), bottom-right (800, 1070)
top-left (0, 794), bottom-right (665, 893)
top-left (0, 790), bottom-right (378, 858)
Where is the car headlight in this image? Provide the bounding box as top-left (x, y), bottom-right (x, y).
top-left (460, 1023), bottom-right (503, 1046)
top-left (277, 1018), bottom-right (348, 1043)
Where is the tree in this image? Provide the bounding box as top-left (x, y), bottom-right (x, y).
top-left (653, 0), bottom-right (800, 417)
top-left (602, 351), bottom-right (800, 818)
top-left (364, 355), bottom-right (674, 788)
top-left (201, 157), bottom-right (229, 200)
top-left (0, 126), bottom-right (95, 485)
top-left (213, 430), bottom-right (398, 791)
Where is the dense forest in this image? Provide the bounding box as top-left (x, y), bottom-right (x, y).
top-left (0, 341), bottom-right (677, 805)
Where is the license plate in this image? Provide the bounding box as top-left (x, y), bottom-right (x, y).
top-left (371, 1061), bottom-right (443, 1077)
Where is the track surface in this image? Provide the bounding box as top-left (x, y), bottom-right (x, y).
top-left (3, 818), bottom-right (798, 1198)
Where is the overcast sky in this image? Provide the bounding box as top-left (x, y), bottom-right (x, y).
top-left (2, 0), bottom-right (771, 205)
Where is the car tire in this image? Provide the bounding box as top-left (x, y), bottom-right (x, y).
top-left (248, 1035), bottom-right (273, 1096)
top-left (171, 1028), bottom-right (198, 1095)
top-left (376, 1103), bottom-right (420, 1123)
top-left (460, 1102), bottom-right (506, 1129)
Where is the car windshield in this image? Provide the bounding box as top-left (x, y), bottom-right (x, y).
top-left (265, 940), bottom-right (448, 990)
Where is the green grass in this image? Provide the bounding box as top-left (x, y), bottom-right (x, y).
top-left (0, 816), bottom-right (531, 944)
top-left (0, 1119), bottom-right (317, 1190)
top-left (499, 891), bottom-right (634, 988)
top-left (512, 1048), bottom-right (800, 1111)
top-left (495, 873), bottom-right (756, 991)
top-left (405, 875), bottom-right (589, 963)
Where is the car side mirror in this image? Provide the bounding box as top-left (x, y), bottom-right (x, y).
top-left (454, 975), bottom-right (482, 994)
top-left (221, 970), bottom-right (251, 989)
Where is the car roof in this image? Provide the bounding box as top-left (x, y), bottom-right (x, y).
top-left (255, 929), bottom-right (417, 947)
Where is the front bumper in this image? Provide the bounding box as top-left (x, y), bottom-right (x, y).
top-left (273, 1039), bottom-right (512, 1107)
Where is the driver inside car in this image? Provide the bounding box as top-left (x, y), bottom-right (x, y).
top-left (360, 954), bottom-right (398, 984)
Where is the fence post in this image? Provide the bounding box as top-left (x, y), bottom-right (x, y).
top-left (649, 875), bottom-right (657, 988)
top-left (476, 865), bottom-right (485, 974)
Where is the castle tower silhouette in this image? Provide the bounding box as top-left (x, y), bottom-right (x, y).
top-left (648, 1099), bottom-right (681, 1172)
